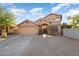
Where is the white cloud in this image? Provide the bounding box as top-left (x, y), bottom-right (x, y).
top-left (9, 8), bottom-right (27, 16)
top-left (26, 12), bottom-right (44, 21)
top-left (52, 3), bottom-right (70, 12)
top-left (1, 3), bottom-right (14, 6)
top-left (30, 8), bottom-right (43, 13)
top-left (1, 3), bottom-right (17, 8)
top-left (8, 7), bottom-right (44, 21)
top-left (64, 4), bottom-right (71, 9)
top-left (7, 7), bottom-right (44, 22)
top-left (64, 9), bottom-right (79, 17)
top-left (28, 14), bottom-right (45, 21)
top-left (29, 8), bottom-right (44, 21)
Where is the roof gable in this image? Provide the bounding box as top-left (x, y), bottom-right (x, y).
top-left (35, 19), bottom-right (50, 25)
top-left (35, 13), bottom-right (62, 23)
top-left (17, 20), bottom-right (38, 27)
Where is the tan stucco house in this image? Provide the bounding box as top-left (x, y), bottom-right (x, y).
top-left (17, 13), bottom-right (62, 35)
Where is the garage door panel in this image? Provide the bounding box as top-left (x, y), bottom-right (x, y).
top-left (20, 27), bottom-right (38, 35)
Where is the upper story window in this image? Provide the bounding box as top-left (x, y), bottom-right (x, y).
top-left (56, 18), bottom-right (60, 21)
top-left (55, 16), bottom-right (61, 21)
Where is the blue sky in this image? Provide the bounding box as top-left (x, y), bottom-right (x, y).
top-left (1, 3), bottom-right (79, 24)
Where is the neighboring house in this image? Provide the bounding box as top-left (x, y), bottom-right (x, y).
top-left (17, 13), bottom-right (62, 35)
top-left (0, 25), bottom-right (17, 35)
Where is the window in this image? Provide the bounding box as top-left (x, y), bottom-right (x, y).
top-left (56, 18), bottom-right (60, 21)
top-left (49, 22), bottom-right (52, 24)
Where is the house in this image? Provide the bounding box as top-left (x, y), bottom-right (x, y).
top-left (0, 25), bottom-right (17, 35)
top-left (17, 13), bottom-right (62, 35)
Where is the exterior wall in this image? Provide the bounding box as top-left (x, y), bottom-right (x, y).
top-left (63, 28), bottom-right (79, 39)
top-left (45, 14), bottom-right (62, 35)
top-left (43, 14), bottom-right (61, 24)
top-left (18, 20), bottom-right (39, 35)
top-left (36, 20), bottom-right (49, 25)
top-left (58, 25), bottom-right (61, 35)
top-left (36, 14), bottom-right (62, 25)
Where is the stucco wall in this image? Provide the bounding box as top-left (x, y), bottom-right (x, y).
top-left (63, 28), bottom-right (79, 39)
top-left (18, 20), bottom-right (39, 35)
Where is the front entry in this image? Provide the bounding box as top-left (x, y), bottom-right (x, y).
top-left (38, 23), bottom-right (48, 35)
top-left (42, 28), bottom-right (48, 34)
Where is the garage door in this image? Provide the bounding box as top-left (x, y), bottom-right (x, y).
top-left (20, 26), bottom-right (38, 35)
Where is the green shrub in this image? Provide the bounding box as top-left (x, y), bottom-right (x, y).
top-left (48, 25), bottom-right (58, 32)
top-left (61, 23), bottom-right (72, 29)
top-left (2, 32), bottom-right (7, 38)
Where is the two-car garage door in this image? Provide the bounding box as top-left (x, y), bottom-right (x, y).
top-left (19, 26), bottom-right (38, 35)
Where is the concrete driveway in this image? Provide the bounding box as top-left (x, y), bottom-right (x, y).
top-left (0, 35), bottom-right (79, 56)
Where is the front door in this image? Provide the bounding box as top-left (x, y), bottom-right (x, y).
top-left (42, 28), bottom-right (48, 34)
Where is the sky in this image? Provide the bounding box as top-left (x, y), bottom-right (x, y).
top-left (1, 3), bottom-right (79, 24)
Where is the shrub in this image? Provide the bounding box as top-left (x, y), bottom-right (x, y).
top-left (48, 25), bottom-right (58, 32)
top-left (61, 23), bottom-right (72, 29)
top-left (2, 32), bottom-right (7, 38)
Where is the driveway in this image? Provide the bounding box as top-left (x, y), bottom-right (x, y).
top-left (0, 35), bottom-right (33, 56)
top-left (0, 35), bottom-right (79, 56)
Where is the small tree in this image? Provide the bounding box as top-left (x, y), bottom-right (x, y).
top-left (68, 15), bottom-right (79, 28)
top-left (0, 6), bottom-right (16, 38)
top-left (61, 23), bottom-right (72, 29)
